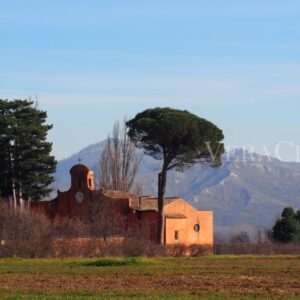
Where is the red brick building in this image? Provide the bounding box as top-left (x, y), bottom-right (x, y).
top-left (31, 164), bottom-right (213, 246)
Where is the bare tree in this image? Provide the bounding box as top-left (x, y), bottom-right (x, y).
top-left (51, 216), bottom-right (89, 239)
top-left (99, 120), bottom-right (141, 191)
top-left (230, 231), bottom-right (251, 244)
top-left (255, 226), bottom-right (271, 244)
top-left (0, 201), bottom-right (52, 258)
top-left (89, 195), bottom-right (125, 241)
top-left (132, 180), bottom-right (144, 196)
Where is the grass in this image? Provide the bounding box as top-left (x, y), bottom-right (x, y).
top-left (82, 257), bottom-right (154, 267)
top-left (0, 256), bottom-right (298, 299)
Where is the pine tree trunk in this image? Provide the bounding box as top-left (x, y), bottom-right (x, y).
top-left (12, 179), bottom-right (17, 210)
top-left (157, 170), bottom-right (167, 244)
top-left (8, 149), bottom-right (17, 207)
top-left (19, 188), bottom-right (24, 210)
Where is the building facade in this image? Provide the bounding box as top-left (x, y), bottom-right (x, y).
top-left (31, 164), bottom-right (213, 246)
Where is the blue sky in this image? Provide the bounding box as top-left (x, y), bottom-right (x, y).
top-left (1, 1), bottom-right (300, 161)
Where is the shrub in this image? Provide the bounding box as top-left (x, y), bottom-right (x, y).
top-left (0, 202), bottom-right (52, 258)
top-left (83, 257), bottom-right (144, 267)
top-left (214, 242), bottom-right (300, 255)
top-left (272, 207), bottom-right (300, 243)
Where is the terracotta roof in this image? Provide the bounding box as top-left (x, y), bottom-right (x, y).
top-left (104, 190), bottom-right (137, 199)
top-left (165, 213), bottom-right (187, 219)
top-left (132, 197), bottom-right (180, 211)
top-left (99, 190), bottom-right (182, 212)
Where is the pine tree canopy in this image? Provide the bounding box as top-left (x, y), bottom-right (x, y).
top-left (126, 107), bottom-right (224, 171)
top-left (0, 99), bottom-right (57, 202)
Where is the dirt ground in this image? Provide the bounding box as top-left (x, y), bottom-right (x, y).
top-left (0, 256), bottom-right (298, 299)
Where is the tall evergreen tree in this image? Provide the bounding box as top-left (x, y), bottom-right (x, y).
top-left (0, 100), bottom-right (15, 200)
top-left (0, 99), bottom-right (56, 203)
top-left (127, 107), bottom-right (224, 244)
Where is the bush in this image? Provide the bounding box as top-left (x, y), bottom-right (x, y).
top-left (0, 202), bottom-right (52, 258)
top-left (272, 207), bottom-right (300, 243)
top-left (83, 257), bottom-right (145, 267)
top-left (230, 231), bottom-right (250, 243)
top-left (214, 243), bottom-right (300, 255)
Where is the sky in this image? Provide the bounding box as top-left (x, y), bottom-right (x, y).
top-left (1, 1), bottom-right (300, 161)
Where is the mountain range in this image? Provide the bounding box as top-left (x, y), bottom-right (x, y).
top-left (53, 141), bottom-right (300, 231)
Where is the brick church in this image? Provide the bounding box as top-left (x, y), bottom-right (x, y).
top-left (31, 163), bottom-right (213, 246)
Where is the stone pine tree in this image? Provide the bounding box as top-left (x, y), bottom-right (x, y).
top-left (126, 107), bottom-right (224, 244)
top-left (0, 99), bottom-right (56, 205)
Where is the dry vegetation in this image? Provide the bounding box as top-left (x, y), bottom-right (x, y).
top-left (0, 256), bottom-right (298, 299)
top-left (0, 202), bottom-right (165, 258)
top-left (0, 202), bottom-right (299, 258)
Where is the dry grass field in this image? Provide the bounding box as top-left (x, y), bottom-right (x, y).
top-left (0, 255), bottom-right (298, 299)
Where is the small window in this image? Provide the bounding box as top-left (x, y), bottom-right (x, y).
top-left (174, 230), bottom-right (179, 241)
top-left (194, 224), bottom-right (200, 232)
top-left (88, 178), bottom-right (92, 188)
top-left (78, 179), bottom-right (81, 189)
